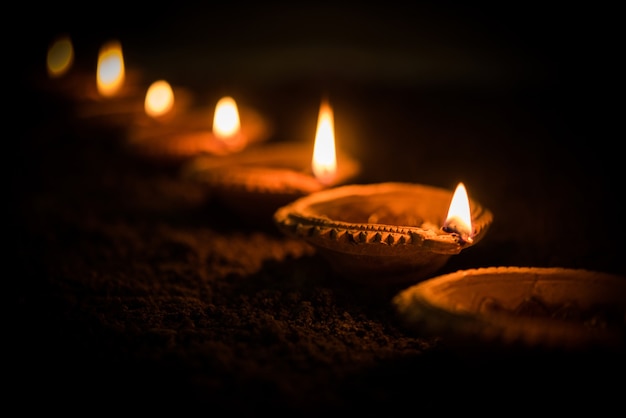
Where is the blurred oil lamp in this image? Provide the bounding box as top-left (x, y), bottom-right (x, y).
top-left (273, 181), bottom-right (492, 285)
top-left (73, 39), bottom-right (145, 125)
top-left (126, 92), bottom-right (270, 165)
top-left (36, 34), bottom-right (80, 97)
top-left (181, 97), bottom-right (361, 227)
top-left (46, 35), bottom-right (74, 79)
top-left (393, 266), bottom-right (626, 353)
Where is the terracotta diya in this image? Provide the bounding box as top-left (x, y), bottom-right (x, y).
top-left (125, 94), bottom-right (272, 165)
top-left (71, 40), bottom-right (146, 125)
top-left (181, 141), bottom-right (361, 226)
top-left (393, 266), bottom-right (626, 352)
top-left (273, 182), bottom-right (493, 284)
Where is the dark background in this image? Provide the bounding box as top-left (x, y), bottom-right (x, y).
top-left (12, 2), bottom-right (624, 413)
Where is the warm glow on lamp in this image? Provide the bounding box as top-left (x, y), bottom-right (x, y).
top-left (312, 98), bottom-right (337, 186)
top-left (213, 96), bottom-right (241, 143)
top-left (47, 35), bottom-right (74, 78)
top-left (97, 40), bottom-right (125, 97)
top-left (443, 182), bottom-right (473, 243)
top-left (144, 80), bottom-right (174, 118)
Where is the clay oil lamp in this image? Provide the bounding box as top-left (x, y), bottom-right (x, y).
top-left (274, 182), bottom-right (493, 285)
top-left (393, 266), bottom-right (626, 352)
top-left (70, 39), bottom-right (145, 126)
top-left (125, 89), bottom-right (271, 165)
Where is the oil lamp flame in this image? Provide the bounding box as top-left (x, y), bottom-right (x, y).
top-left (312, 98), bottom-right (337, 185)
top-left (213, 96), bottom-right (241, 143)
top-left (97, 40), bottom-right (125, 97)
top-left (442, 182), bottom-right (473, 243)
top-left (47, 35), bottom-right (74, 78)
top-left (144, 80), bottom-right (174, 118)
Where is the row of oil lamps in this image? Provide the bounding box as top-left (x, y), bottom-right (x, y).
top-left (45, 35), bottom-right (486, 254)
top-left (42, 34), bottom-right (626, 354)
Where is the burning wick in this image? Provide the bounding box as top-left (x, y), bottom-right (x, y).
top-left (144, 80), bottom-right (174, 118)
top-left (442, 217), bottom-right (473, 244)
top-left (311, 98), bottom-right (338, 186)
top-left (213, 96), bottom-right (245, 151)
top-left (442, 182), bottom-right (473, 244)
top-left (97, 40), bottom-right (125, 98)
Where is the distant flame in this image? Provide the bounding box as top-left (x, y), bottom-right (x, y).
top-left (312, 98), bottom-right (337, 185)
top-left (144, 80), bottom-right (174, 118)
top-left (97, 40), bottom-right (125, 97)
top-left (47, 35), bottom-right (74, 78)
top-left (443, 182), bottom-right (473, 243)
top-left (213, 96), bottom-right (241, 144)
